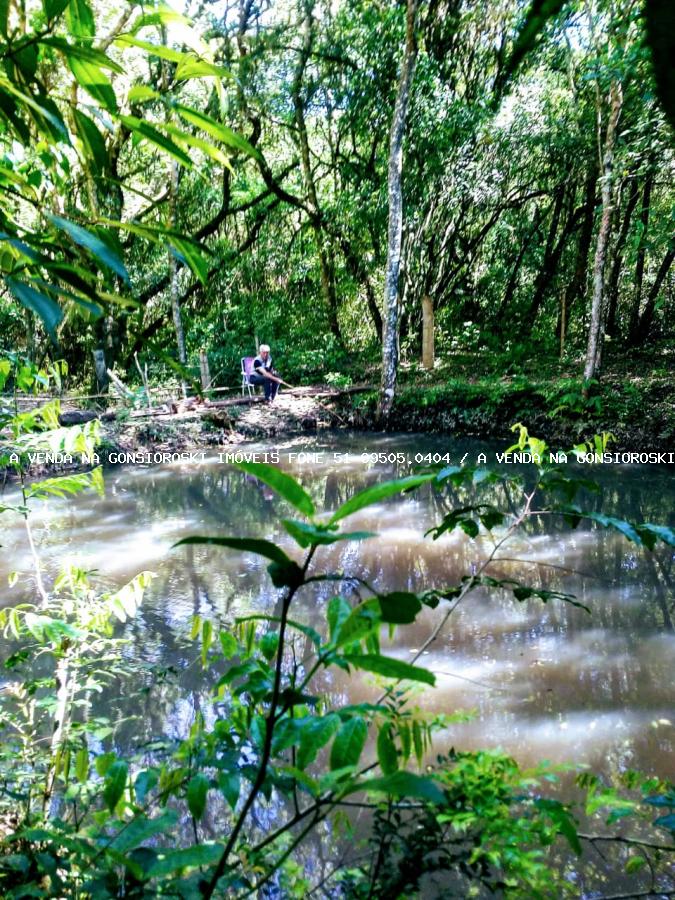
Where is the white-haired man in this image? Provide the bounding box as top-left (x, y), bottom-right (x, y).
top-left (250, 344), bottom-right (282, 402)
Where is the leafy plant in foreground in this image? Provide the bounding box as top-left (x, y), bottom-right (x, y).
top-left (0, 406), bottom-right (674, 897)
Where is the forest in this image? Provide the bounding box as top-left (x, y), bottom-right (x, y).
top-left (1, 0), bottom-right (674, 897)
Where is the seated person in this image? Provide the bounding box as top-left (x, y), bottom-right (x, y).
top-left (249, 344), bottom-right (282, 401)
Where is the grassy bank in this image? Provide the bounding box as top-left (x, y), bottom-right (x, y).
top-left (343, 373), bottom-right (674, 451)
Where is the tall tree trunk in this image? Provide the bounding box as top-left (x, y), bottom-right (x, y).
top-left (497, 205), bottom-right (542, 323)
top-left (526, 184), bottom-right (583, 331)
top-left (378, 0), bottom-right (419, 424)
top-left (292, 0), bottom-right (342, 344)
top-left (169, 160), bottom-right (187, 398)
top-left (562, 166), bottom-right (597, 319)
top-left (627, 168), bottom-right (654, 342)
top-left (583, 80), bottom-right (622, 386)
top-left (633, 247), bottom-right (675, 343)
top-left (605, 173), bottom-right (640, 336)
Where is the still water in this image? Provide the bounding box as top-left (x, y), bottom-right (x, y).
top-left (2, 432), bottom-right (674, 782)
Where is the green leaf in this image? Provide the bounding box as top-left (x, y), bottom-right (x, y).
top-left (42, 0), bottom-right (70, 21)
top-left (65, 0), bottom-right (95, 38)
top-left (48, 215), bottom-right (130, 283)
top-left (134, 769), bottom-right (159, 804)
top-left (297, 714), bottom-right (341, 769)
top-left (118, 115), bottom-right (194, 168)
top-left (127, 84), bottom-right (160, 103)
top-left (344, 654), bottom-right (436, 686)
top-left (95, 752), bottom-right (117, 776)
top-left (235, 462), bottom-right (315, 517)
top-left (330, 717), bottom-right (367, 770)
top-left (219, 630), bottom-right (238, 658)
top-left (73, 109), bottom-right (108, 174)
top-left (26, 471), bottom-right (102, 500)
top-left (329, 474), bottom-right (435, 525)
top-left (334, 601), bottom-right (380, 648)
top-left (376, 726), bottom-right (398, 775)
top-left (260, 631), bottom-right (279, 661)
top-left (0, 82), bottom-right (69, 141)
top-left (40, 37), bottom-right (124, 73)
top-left (175, 58), bottom-right (232, 81)
top-left (133, 5), bottom-right (192, 30)
top-left (109, 810), bottom-right (177, 853)
top-left (236, 614), bottom-right (321, 647)
top-left (348, 771), bottom-right (445, 804)
top-left (103, 760), bottom-right (128, 812)
top-left (282, 519), bottom-right (376, 548)
top-left (164, 122), bottom-right (231, 167)
top-left (534, 798), bottom-right (581, 855)
top-left (68, 55), bottom-right (117, 112)
top-left (114, 34), bottom-right (187, 63)
top-left (327, 596), bottom-right (352, 643)
top-left (75, 747), bottom-right (89, 782)
top-left (187, 773), bottom-right (209, 820)
top-left (377, 591), bottom-right (422, 624)
top-left (201, 618), bottom-right (213, 667)
top-left (173, 535), bottom-right (292, 565)
top-left (174, 104), bottom-right (262, 160)
top-left (168, 235), bottom-right (209, 284)
top-left (146, 843), bottom-right (223, 878)
top-left (218, 771), bottom-right (240, 809)
top-left (637, 523), bottom-right (675, 550)
top-left (5, 277), bottom-right (63, 341)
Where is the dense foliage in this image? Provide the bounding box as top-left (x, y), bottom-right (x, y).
top-left (1, 0), bottom-right (673, 397)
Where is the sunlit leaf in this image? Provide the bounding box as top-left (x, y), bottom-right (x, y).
top-left (282, 518), bottom-right (376, 548)
top-left (65, 0), bottom-right (95, 38)
top-left (344, 654), bottom-right (436, 686)
top-left (235, 462), bottom-right (315, 517)
top-left (118, 115), bottom-right (193, 168)
top-left (174, 104), bottom-right (262, 160)
top-left (329, 474), bottom-right (435, 525)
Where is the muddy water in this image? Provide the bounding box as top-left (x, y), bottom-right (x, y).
top-left (1, 432), bottom-right (674, 781)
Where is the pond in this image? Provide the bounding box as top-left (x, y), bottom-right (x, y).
top-left (2, 430), bottom-right (674, 787)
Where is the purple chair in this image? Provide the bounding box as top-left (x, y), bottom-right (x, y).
top-left (241, 357), bottom-right (256, 397)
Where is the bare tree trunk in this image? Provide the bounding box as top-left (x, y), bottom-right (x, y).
top-left (378, 0), bottom-right (419, 424)
top-left (422, 295), bottom-right (434, 369)
top-left (583, 80), bottom-right (622, 386)
top-left (169, 160), bottom-right (187, 398)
